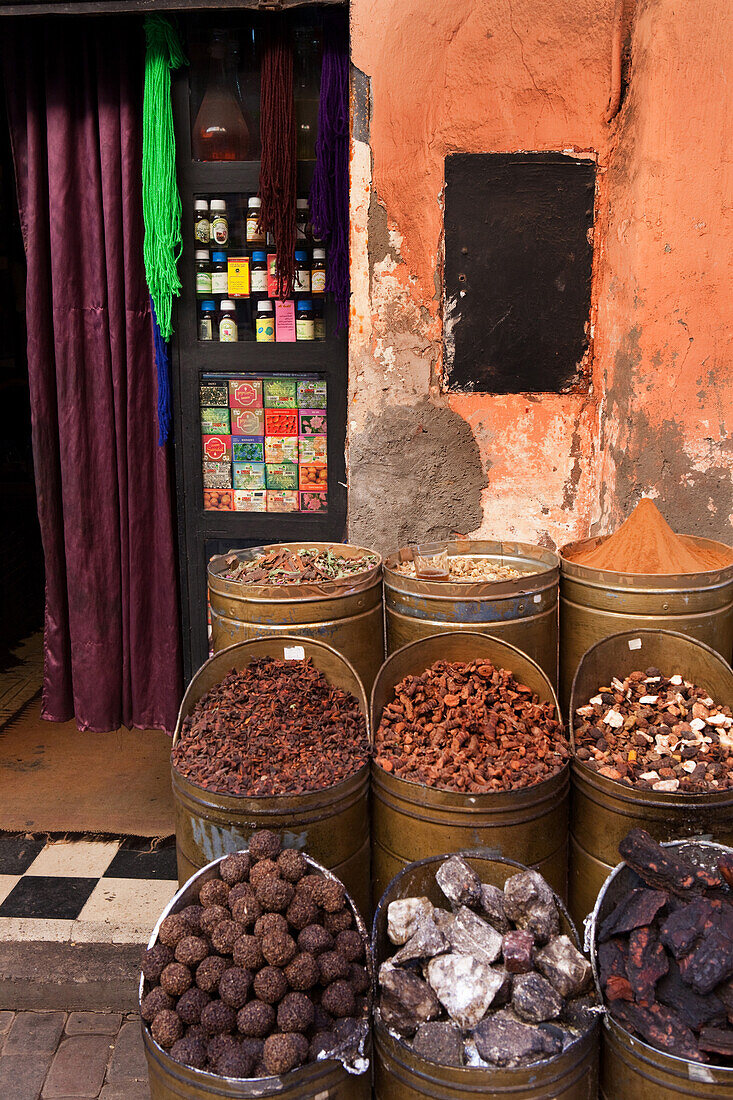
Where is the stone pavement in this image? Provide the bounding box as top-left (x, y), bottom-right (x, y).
top-left (0, 1010), bottom-right (150, 1100)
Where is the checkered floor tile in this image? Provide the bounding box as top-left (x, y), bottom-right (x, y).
top-left (0, 836), bottom-right (177, 944)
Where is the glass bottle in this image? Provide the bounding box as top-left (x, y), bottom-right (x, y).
top-left (256, 300), bottom-right (275, 343)
top-left (195, 250), bottom-right (212, 295)
top-left (219, 300), bottom-right (238, 342)
top-left (194, 200), bottom-right (210, 244)
top-left (296, 299), bottom-right (314, 341)
top-left (311, 249), bottom-right (326, 294)
top-left (294, 251), bottom-right (311, 294)
top-left (209, 201), bottom-right (229, 247)
top-left (250, 251), bottom-right (268, 294)
top-left (313, 300), bottom-right (326, 341)
top-left (199, 300), bottom-right (216, 341)
top-left (192, 30), bottom-right (250, 161)
top-left (211, 251), bottom-right (228, 295)
top-left (246, 196), bottom-right (266, 245)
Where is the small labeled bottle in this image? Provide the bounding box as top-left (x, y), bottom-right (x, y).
top-left (296, 299), bottom-right (314, 341)
top-left (256, 299), bottom-right (275, 342)
top-left (311, 249), bottom-right (326, 294)
top-left (194, 200), bottom-right (210, 244)
top-left (195, 250), bottom-right (212, 295)
top-left (294, 250), bottom-right (311, 293)
top-left (211, 251), bottom-right (228, 295)
top-left (210, 199), bottom-right (229, 246)
top-left (296, 198), bottom-right (309, 240)
top-left (199, 300), bottom-right (216, 341)
top-left (219, 300), bottom-right (238, 342)
top-left (246, 196), bottom-right (266, 244)
top-left (313, 300), bottom-right (326, 341)
top-left (250, 251), bottom-right (268, 293)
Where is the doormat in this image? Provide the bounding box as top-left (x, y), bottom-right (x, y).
top-left (0, 698), bottom-right (174, 837)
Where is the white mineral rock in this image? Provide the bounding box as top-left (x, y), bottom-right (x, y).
top-left (652, 778), bottom-right (679, 792)
top-left (426, 953), bottom-right (505, 1029)
top-left (387, 897), bottom-right (434, 945)
top-left (603, 710), bottom-right (624, 729)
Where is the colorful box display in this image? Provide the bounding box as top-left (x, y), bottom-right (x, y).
top-left (264, 409), bottom-right (298, 437)
top-left (202, 375), bottom-right (328, 513)
top-left (232, 436), bottom-right (265, 462)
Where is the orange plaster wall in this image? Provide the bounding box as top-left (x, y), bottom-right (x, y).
top-left (347, 0), bottom-right (733, 551)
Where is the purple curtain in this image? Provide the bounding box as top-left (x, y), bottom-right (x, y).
top-left (3, 17), bottom-right (182, 733)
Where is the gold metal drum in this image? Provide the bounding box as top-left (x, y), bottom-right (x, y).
top-left (142, 854), bottom-right (372, 1099)
top-left (559, 535), bottom-right (733, 715)
top-left (568, 628), bottom-right (733, 929)
top-left (370, 632), bottom-right (569, 908)
top-left (373, 852), bottom-right (599, 1100)
top-left (171, 636), bottom-right (371, 916)
top-left (207, 543), bottom-right (385, 695)
top-left (383, 540), bottom-right (559, 690)
top-left (589, 839), bottom-right (733, 1099)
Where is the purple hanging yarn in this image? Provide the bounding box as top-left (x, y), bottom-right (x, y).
top-left (150, 297), bottom-right (172, 445)
top-left (309, 19), bottom-right (349, 332)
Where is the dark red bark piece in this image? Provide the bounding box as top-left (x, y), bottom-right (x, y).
top-left (598, 888), bottom-right (669, 943)
top-left (659, 897), bottom-right (718, 959)
top-left (618, 830), bottom-right (723, 896)
top-left (610, 1000), bottom-right (704, 1062)
top-left (626, 927), bottom-right (668, 1004)
top-left (657, 957), bottom-right (726, 1031)
top-left (719, 854), bottom-right (733, 890)
top-left (698, 1027), bottom-right (733, 1057)
top-left (678, 927), bottom-right (733, 996)
top-left (598, 938), bottom-right (633, 1002)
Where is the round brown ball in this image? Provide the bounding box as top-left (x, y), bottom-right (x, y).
top-left (336, 930), bottom-right (364, 963)
top-left (318, 951), bottom-right (350, 985)
top-left (179, 905), bottom-right (205, 934)
top-left (250, 859), bottom-right (279, 888)
top-left (297, 924), bottom-right (333, 956)
top-left (263, 1032), bottom-right (304, 1075)
top-left (160, 962), bottom-right (193, 996)
top-left (277, 848), bottom-right (308, 883)
top-left (199, 879), bottom-right (230, 909)
top-left (296, 873), bottom-right (324, 899)
top-left (285, 894), bottom-right (318, 931)
top-left (228, 881), bottom-right (255, 906)
top-left (277, 991), bottom-right (314, 1034)
top-left (220, 852), bottom-right (251, 886)
top-left (284, 952), bottom-right (319, 992)
top-left (349, 964), bottom-right (370, 996)
top-left (237, 1000), bottom-right (276, 1039)
top-left (175, 935), bottom-right (209, 967)
top-left (233, 934), bottom-right (264, 970)
top-left (261, 931), bottom-right (296, 968)
top-left (211, 919), bottom-right (246, 954)
top-left (254, 913), bottom-right (288, 939)
top-left (253, 966), bottom-right (288, 1005)
top-left (323, 909), bottom-right (353, 935)
top-left (201, 1000), bottom-right (237, 1036)
top-left (176, 987), bottom-right (211, 1026)
top-left (142, 943), bottom-right (173, 982)
top-left (151, 1008), bottom-right (184, 1049)
top-left (312, 1004), bottom-right (334, 1032)
top-left (185, 1023), bottom-right (206, 1043)
top-left (219, 966), bottom-right (252, 1009)
top-left (249, 830), bottom-right (281, 862)
top-left (216, 1047), bottom-right (253, 1078)
top-left (318, 879), bottom-right (346, 914)
top-left (291, 1033), bottom-right (309, 1063)
top-left (207, 1034), bottom-right (239, 1063)
top-left (241, 1036), bottom-right (264, 1065)
top-left (200, 905), bottom-right (229, 937)
top-left (169, 1035), bottom-right (207, 1069)
top-left (321, 980), bottom-right (356, 1018)
top-left (196, 955), bottom-right (228, 993)
top-left (141, 987), bottom-right (174, 1022)
top-left (230, 895), bottom-right (262, 929)
top-left (158, 914), bottom-right (189, 948)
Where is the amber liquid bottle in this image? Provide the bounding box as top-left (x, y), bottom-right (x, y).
top-left (193, 31), bottom-right (250, 161)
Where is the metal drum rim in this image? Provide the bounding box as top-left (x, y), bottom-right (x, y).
top-left (559, 534), bottom-right (733, 588)
top-left (208, 541), bottom-right (383, 602)
top-left (383, 539), bottom-right (559, 600)
top-left (171, 757), bottom-right (370, 809)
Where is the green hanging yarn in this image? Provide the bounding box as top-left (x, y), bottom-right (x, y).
top-left (142, 15), bottom-right (187, 341)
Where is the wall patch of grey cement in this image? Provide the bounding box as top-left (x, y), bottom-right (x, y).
top-left (347, 398), bottom-right (487, 552)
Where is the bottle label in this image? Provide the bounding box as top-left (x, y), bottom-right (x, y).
top-left (250, 270), bottom-right (268, 293)
top-left (196, 272), bottom-right (212, 295)
top-left (256, 317), bottom-right (275, 342)
top-left (296, 318), bottom-right (314, 341)
top-left (211, 271), bottom-right (228, 295)
top-left (311, 269), bottom-right (326, 294)
top-left (195, 217), bottom-right (210, 244)
top-left (211, 216), bottom-right (229, 245)
top-left (294, 270), bottom-right (311, 293)
top-left (199, 318), bottom-right (213, 341)
top-left (247, 216), bottom-right (265, 243)
top-left (220, 318), bottom-right (238, 343)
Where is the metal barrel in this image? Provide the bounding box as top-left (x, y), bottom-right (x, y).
top-left (558, 535), bottom-right (733, 715)
top-left (588, 838), bottom-right (733, 1099)
top-left (142, 854), bottom-right (372, 1100)
top-left (208, 542), bottom-right (385, 694)
top-left (171, 636), bottom-right (371, 916)
top-left (372, 851), bottom-right (599, 1100)
top-left (568, 628), bottom-right (733, 929)
top-left (383, 540), bottom-right (559, 690)
top-left (370, 632), bottom-right (569, 908)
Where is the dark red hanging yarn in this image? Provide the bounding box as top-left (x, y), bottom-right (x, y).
top-left (258, 19), bottom-right (296, 298)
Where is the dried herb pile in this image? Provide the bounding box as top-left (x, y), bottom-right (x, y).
top-left (598, 829), bottom-right (733, 1065)
top-left (172, 658), bottom-right (369, 796)
top-left (378, 855), bottom-right (598, 1068)
top-left (374, 659), bottom-right (568, 793)
top-left (574, 668), bottom-right (733, 793)
top-left (222, 547), bottom-right (379, 585)
top-left (393, 558), bottom-right (527, 583)
top-left (141, 832), bottom-right (370, 1078)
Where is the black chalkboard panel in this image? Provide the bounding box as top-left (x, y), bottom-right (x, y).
top-left (443, 153), bottom-right (595, 394)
